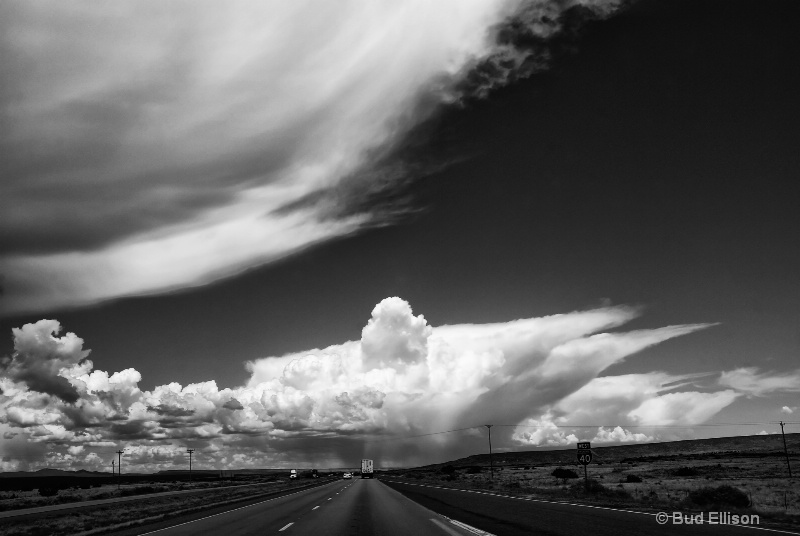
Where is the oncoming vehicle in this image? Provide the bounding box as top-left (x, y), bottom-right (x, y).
top-left (289, 469), bottom-right (297, 479)
top-left (343, 472), bottom-right (352, 479)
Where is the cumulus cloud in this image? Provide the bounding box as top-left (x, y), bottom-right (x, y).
top-left (592, 426), bottom-right (652, 443)
top-left (0, 320), bottom-right (90, 403)
top-left (512, 413), bottom-right (580, 446)
top-left (0, 298), bottom-right (748, 470)
top-left (223, 398), bottom-right (244, 411)
top-left (781, 406), bottom-right (795, 415)
top-left (0, 0), bottom-right (627, 315)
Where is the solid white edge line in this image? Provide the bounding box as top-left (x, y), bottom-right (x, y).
top-left (279, 522), bottom-right (293, 531)
top-left (382, 480), bottom-right (800, 536)
top-left (430, 518), bottom-right (464, 536)
top-left (447, 516), bottom-right (495, 536)
top-left (137, 482), bottom-right (334, 535)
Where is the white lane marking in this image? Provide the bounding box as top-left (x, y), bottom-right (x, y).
top-left (382, 480), bottom-right (649, 517)
top-left (137, 482), bottom-right (335, 535)
top-left (387, 481), bottom-right (799, 536)
top-left (430, 518), bottom-right (462, 536)
top-left (312, 506), bottom-right (319, 510)
top-left (279, 522), bottom-right (293, 531)
top-left (447, 517), bottom-right (495, 536)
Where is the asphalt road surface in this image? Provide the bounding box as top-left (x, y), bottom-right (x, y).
top-left (381, 479), bottom-right (796, 536)
top-left (111, 478), bottom-right (797, 536)
top-left (129, 478), bottom-right (488, 536)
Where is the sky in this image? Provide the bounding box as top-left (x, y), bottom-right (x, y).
top-left (1, 0), bottom-right (799, 472)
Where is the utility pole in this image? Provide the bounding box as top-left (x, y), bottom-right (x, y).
top-left (780, 422), bottom-right (792, 478)
top-left (112, 460), bottom-right (115, 478)
top-left (485, 425), bottom-right (494, 481)
top-left (187, 449), bottom-right (195, 483)
top-left (116, 450), bottom-right (124, 490)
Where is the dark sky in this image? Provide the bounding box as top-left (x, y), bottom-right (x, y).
top-left (5, 0), bottom-right (795, 388)
top-left (1, 0), bottom-right (799, 470)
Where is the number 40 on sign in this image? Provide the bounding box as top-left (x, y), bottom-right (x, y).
top-left (577, 442), bottom-right (592, 465)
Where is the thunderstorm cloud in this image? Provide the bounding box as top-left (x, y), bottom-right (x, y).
top-left (0, 298), bottom-right (786, 471)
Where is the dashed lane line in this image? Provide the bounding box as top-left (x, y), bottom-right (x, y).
top-left (278, 522), bottom-right (293, 532)
top-left (137, 482), bottom-right (336, 535)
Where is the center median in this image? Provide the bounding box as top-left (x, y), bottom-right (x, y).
top-left (0, 478), bottom-right (338, 536)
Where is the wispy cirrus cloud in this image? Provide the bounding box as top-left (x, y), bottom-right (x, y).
top-left (0, 0), bottom-right (626, 315)
top-left (0, 298), bottom-right (739, 471)
top-left (718, 367), bottom-right (800, 397)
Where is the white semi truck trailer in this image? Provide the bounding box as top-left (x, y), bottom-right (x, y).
top-left (361, 459), bottom-right (374, 479)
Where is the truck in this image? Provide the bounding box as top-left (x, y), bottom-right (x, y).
top-left (361, 459), bottom-right (374, 479)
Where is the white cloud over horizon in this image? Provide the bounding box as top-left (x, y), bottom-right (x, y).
top-left (0, 297), bottom-right (784, 472)
top-left (0, 0), bottom-right (627, 315)
top-left (718, 367), bottom-right (800, 397)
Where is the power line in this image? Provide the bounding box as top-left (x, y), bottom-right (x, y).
top-left (485, 425), bottom-right (494, 480)
top-left (116, 449), bottom-right (124, 490)
top-left (364, 426), bottom-right (479, 443)
top-left (362, 421), bottom-right (795, 443)
top-left (780, 421), bottom-right (792, 478)
top-left (187, 449), bottom-right (195, 483)
top-left (498, 422), bottom-right (786, 429)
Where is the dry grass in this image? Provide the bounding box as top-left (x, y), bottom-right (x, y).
top-left (0, 479), bottom-right (315, 536)
top-left (387, 454), bottom-right (799, 529)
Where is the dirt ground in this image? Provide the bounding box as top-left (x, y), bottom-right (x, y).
top-left (386, 451), bottom-right (799, 529)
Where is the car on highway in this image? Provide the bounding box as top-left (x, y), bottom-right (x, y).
top-left (289, 469), bottom-right (297, 479)
top-left (343, 472), bottom-right (352, 479)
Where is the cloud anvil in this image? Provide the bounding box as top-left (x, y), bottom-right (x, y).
top-left (5, 297), bottom-right (790, 471)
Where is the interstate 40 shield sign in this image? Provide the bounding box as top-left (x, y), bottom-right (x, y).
top-left (577, 442), bottom-right (592, 465)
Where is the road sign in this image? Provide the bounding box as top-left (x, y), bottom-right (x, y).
top-left (577, 442), bottom-right (592, 465)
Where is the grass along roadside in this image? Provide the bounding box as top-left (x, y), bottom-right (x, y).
top-left (0, 478), bottom-right (281, 514)
top-left (382, 459), bottom-right (799, 530)
top-left (0, 479), bottom-right (330, 536)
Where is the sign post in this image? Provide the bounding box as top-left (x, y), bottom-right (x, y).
top-left (577, 442), bottom-right (592, 489)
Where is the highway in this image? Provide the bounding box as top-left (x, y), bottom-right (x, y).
top-left (128, 478), bottom-right (487, 536)
top-left (381, 480), bottom-right (794, 536)
top-left (110, 478), bottom-right (796, 536)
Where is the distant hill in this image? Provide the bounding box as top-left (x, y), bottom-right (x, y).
top-left (0, 468), bottom-right (112, 478)
top-left (153, 469), bottom-right (287, 475)
top-left (412, 433), bottom-right (800, 470)
top-left (0, 467), bottom-right (327, 478)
